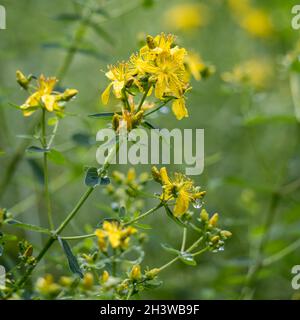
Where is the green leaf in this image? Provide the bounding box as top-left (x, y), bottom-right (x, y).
top-left (53, 13), bottom-right (82, 22)
top-left (144, 280), bottom-right (163, 289)
top-left (72, 133), bottom-right (93, 146)
top-left (88, 112), bottom-right (115, 118)
top-left (7, 219), bottom-right (51, 235)
top-left (161, 243), bottom-right (180, 255)
top-left (58, 237), bottom-right (83, 278)
top-left (27, 146), bottom-right (49, 153)
top-left (27, 159), bottom-right (44, 184)
top-left (88, 22), bottom-right (114, 45)
top-left (48, 149), bottom-right (66, 165)
top-left (84, 167), bottom-right (99, 187)
top-left (179, 252), bottom-right (197, 266)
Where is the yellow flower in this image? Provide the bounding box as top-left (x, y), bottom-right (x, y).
top-left (20, 74), bottom-right (78, 117)
top-left (241, 9), bottom-right (273, 38)
top-left (101, 62), bottom-right (138, 105)
top-left (164, 4), bottom-right (209, 31)
top-left (152, 166), bottom-right (206, 217)
top-left (95, 221), bottom-right (137, 251)
top-left (222, 59), bottom-right (272, 90)
top-left (35, 274), bottom-right (60, 295)
top-left (171, 97), bottom-right (188, 120)
top-left (228, 0), bottom-right (273, 39)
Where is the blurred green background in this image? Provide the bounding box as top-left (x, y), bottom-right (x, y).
top-left (1, 0), bottom-right (300, 299)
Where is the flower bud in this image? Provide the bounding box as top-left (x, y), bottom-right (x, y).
top-left (211, 235), bottom-right (220, 244)
top-left (200, 209), bottom-right (209, 221)
top-left (16, 70), bottom-right (30, 90)
top-left (151, 166), bottom-right (161, 183)
top-left (146, 35), bottom-right (156, 49)
top-left (112, 114), bottom-right (120, 131)
top-left (130, 264), bottom-right (141, 281)
top-left (209, 213), bottom-right (219, 227)
top-left (221, 230), bottom-right (232, 239)
top-left (60, 89), bottom-right (78, 101)
top-left (82, 272), bottom-right (94, 289)
top-left (59, 276), bottom-right (73, 287)
top-left (101, 270), bottom-right (110, 284)
top-left (145, 268), bottom-right (160, 280)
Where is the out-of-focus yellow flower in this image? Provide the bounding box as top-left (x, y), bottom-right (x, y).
top-left (101, 270), bottom-right (110, 283)
top-left (241, 9), bottom-right (273, 38)
top-left (82, 272), bottom-right (94, 289)
top-left (164, 3), bottom-right (210, 31)
top-left (130, 264), bottom-right (141, 281)
top-left (19, 74), bottom-right (78, 117)
top-left (222, 59), bottom-right (272, 90)
top-left (95, 221), bottom-right (137, 251)
top-left (152, 166), bottom-right (206, 217)
top-left (184, 52), bottom-right (206, 81)
top-left (228, 0), bottom-right (273, 38)
top-left (228, 0), bottom-right (251, 15)
top-left (35, 274), bottom-right (60, 295)
top-left (59, 276), bottom-right (73, 287)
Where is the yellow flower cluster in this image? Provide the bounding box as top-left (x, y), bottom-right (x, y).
top-left (163, 3), bottom-right (210, 32)
top-left (101, 33), bottom-right (210, 121)
top-left (17, 71), bottom-right (78, 117)
top-left (152, 166), bottom-right (206, 217)
top-left (222, 59), bottom-right (272, 90)
top-left (228, 0), bottom-right (273, 38)
top-left (95, 221), bottom-right (137, 251)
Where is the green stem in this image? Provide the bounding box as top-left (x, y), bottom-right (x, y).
top-left (123, 203), bottom-right (163, 226)
top-left (0, 1), bottom-right (94, 201)
top-left (137, 84), bottom-right (152, 112)
top-left (181, 228), bottom-right (187, 252)
top-left (158, 236), bottom-right (205, 272)
top-left (60, 233), bottom-right (95, 241)
top-left (57, 0), bottom-right (94, 79)
top-left (144, 97), bottom-right (173, 117)
top-left (240, 192), bottom-right (280, 299)
top-left (41, 109), bottom-right (54, 230)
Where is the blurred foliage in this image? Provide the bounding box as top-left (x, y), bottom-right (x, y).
top-left (1, 0), bottom-right (300, 299)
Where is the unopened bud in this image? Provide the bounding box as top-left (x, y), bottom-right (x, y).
top-left (130, 264), bottom-right (141, 281)
top-left (209, 213), bottom-right (219, 227)
top-left (112, 114), bottom-right (120, 131)
top-left (82, 272), bottom-right (94, 289)
top-left (101, 270), bottom-right (109, 284)
top-left (151, 166), bottom-right (161, 183)
top-left (146, 35), bottom-right (156, 49)
top-left (145, 268), bottom-right (160, 280)
top-left (16, 70), bottom-right (30, 90)
top-left (221, 230), bottom-right (232, 238)
top-left (200, 209), bottom-right (209, 221)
